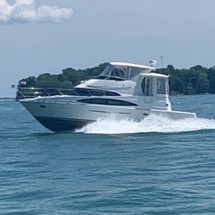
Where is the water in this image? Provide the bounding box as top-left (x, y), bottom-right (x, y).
top-left (1, 95), bottom-right (215, 214)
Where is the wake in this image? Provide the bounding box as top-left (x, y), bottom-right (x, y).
top-left (76, 115), bottom-right (215, 134)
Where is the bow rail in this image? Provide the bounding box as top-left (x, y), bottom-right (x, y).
top-left (15, 87), bottom-right (120, 100)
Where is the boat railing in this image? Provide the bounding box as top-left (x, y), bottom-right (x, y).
top-left (15, 87), bottom-right (120, 100)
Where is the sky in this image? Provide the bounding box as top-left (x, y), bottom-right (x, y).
top-left (0, 0), bottom-right (215, 97)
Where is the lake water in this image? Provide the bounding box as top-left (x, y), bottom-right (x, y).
top-left (1, 95), bottom-right (215, 214)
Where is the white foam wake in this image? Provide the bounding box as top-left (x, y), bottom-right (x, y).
top-left (76, 115), bottom-right (215, 134)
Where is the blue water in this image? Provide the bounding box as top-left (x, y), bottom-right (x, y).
top-left (1, 95), bottom-right (215, 214)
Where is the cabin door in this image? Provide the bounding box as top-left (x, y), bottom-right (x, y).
top-left (142, 77), bottom-right (154, 103)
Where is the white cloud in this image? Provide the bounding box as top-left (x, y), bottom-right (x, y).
top-left (0, 0), bottom-right (74, 23)
top-left (37, 6), bottom-right (73, 23)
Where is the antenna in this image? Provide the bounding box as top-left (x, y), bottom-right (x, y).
top-left (160, 56), bottom-right (163, 65)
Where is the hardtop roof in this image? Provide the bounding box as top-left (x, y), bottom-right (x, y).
top-left (110, 62), bottom-right (154, 70)
top-left (142, 72), bottom-right (169, 78)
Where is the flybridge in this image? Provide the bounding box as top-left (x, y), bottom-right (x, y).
top-left (95, 62), bottom-right (154, 81)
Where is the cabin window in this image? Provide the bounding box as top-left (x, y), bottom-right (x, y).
top-left (74, 88), bottom-right (120, 96)
top-left (78, 98), bottom-right (137, 106)
top-left (141, 77), bottom-right (153, 96)
top-left (145, 77), bottom-right (153, 96)
top-left (141, 78), bottom-right (146, 95)
top-left (157, 78), bottom-right (166, 94)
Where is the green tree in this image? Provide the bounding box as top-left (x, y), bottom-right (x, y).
top-left (207, 67), bottom-right (215, 93)
top-left (18, 63), bottom-right (215, 96)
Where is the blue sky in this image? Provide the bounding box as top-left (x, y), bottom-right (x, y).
top-left (0, 0), bottom-right (215, 97)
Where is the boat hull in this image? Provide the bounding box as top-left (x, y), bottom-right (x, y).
top-left (20, 96), bottom-right (196, 132)
top-left (20, 96), bottom-right (139, 132)
top-left (34, 116), bottom-right (93, 132)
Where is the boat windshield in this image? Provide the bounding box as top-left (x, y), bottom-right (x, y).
top-left (96, 64), bottom-right (148, 81)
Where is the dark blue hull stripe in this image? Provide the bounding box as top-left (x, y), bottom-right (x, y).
top-left (34, 116), bottom-right (94, 132)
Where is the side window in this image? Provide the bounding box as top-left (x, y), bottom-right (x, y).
top-left (141, 77), bottom-right (153, 96)
top-left (77, 98), bottom-right (137, 106)
top-left (141, 78), bottom-right (145, 95)
top-left (157, 78), bottom-right (166, 94)
top-left (145, 77), bottom-right (153, 96)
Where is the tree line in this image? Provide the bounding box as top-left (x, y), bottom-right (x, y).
top-left (156, 65), bottom-right (215, 95)
top-left (18, 63), bottom-right (215, 95)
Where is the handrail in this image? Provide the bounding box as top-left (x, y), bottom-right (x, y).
top-left (15, 87), bottom-right (120, 100)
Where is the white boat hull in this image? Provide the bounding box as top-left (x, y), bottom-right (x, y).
top-left (21, 96), bottom-right (196, 132)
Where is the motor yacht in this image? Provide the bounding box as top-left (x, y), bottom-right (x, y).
top-left (19, 61), bottom-right (197, 132)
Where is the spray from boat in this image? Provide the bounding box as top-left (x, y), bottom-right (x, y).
top-left (76, 115), bottom-right (215, 134)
